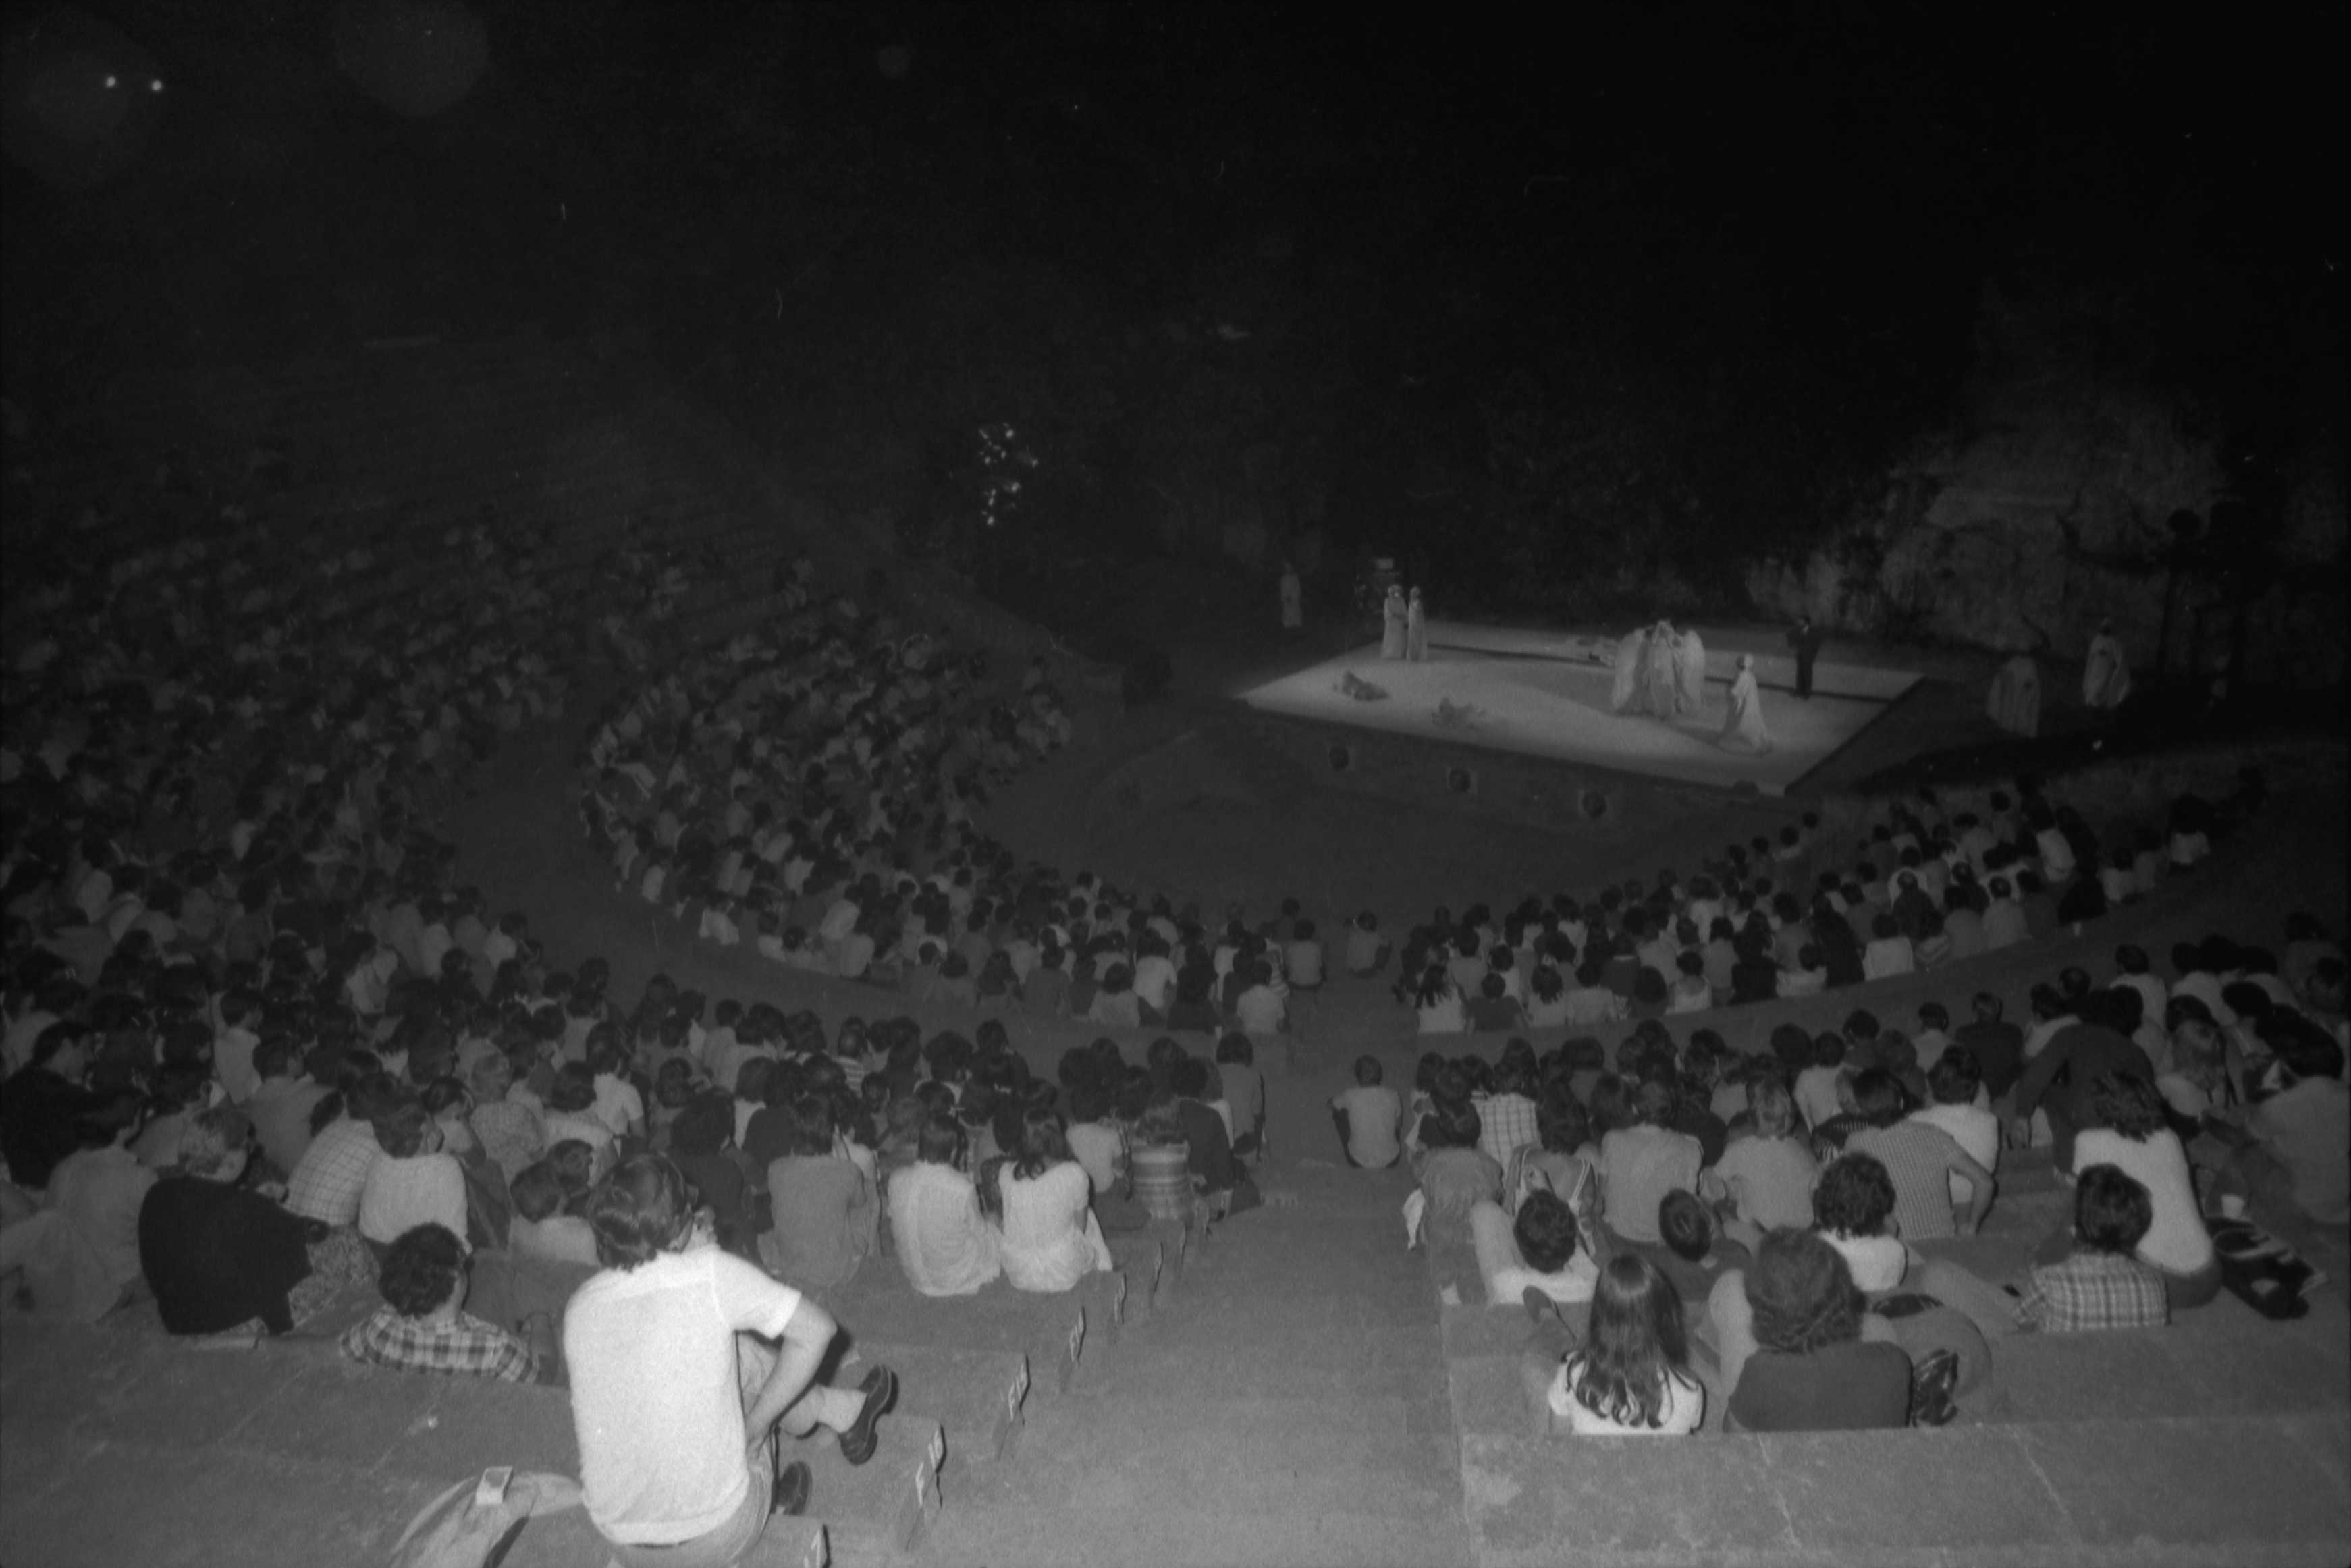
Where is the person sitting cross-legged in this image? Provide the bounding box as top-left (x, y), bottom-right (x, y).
top-left (565, 1153), bottom-right (896, 1565)
top-left (339, 1222), bottom-right (547, 1383)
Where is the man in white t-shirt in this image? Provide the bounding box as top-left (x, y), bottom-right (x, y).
top-left (566, 1154), bottom-right (897, 1563)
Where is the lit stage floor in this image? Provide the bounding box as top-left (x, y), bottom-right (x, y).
top-left (1235, 621), bottom-right (1922, 796)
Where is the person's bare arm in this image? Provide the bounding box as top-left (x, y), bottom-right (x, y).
top-left (743, 1297), bottom-right (836, 1445)
top-left (1949, 1148), bottom-right (1997, 1235)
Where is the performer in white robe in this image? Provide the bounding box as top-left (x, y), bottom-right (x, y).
top-left (1672, 627), bottom-right (1707, 715)
top-left (1404, 587), bottom-right (1428, 661)
top-left (1988, 653), bottom-right (2041, 736)
top-left (1278, 563), bottom-right (1302, 630)
top-left (1719, 654), bottom-right (1772, 753)
top-left (2082, 621), bottom-right (2130, 709)
top-left (1380, 586), bottom-right (1407, 659)
top-left (1642, 620), bottom-right (1679, 717)
top-left (1611, 627), bottom-right (1648, 713)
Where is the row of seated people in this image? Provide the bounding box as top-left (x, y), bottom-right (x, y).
top-left (0, 913), bottom-right (1276, 1340)
top-left (1393, 777), bottom-right (2263, 1034)
top-left (1335, 921), bottom-right (2346, 1434)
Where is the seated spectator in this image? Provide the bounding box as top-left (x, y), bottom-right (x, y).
top-left (1216, 1034), bottom-right (1266, 1159)
top-left (541, 1062), bottom-right (620, 1182)
top-left (2017, 1165), bottom-right (2170, 1332)
top-left (1503, 1088), bottom-right (1596, 1218)
top-left (760, 1104), bottom-right (878, 1292)
top-left (506, 1160), bottom-right (601, 1268)
top-left (1845, 1070), bottom-right (1995, 1241)
top-left (1703, 1077), bottom-right (1818, 1237)
top-left (1285, 919), bottom-right (1325, 990)
top-left (1472, 1189), bottom-right (1598, 1310)
top-left (2063, 1073), bottom-right (2219, 1309)
top-left (1474, 1058), bottom-right (1540, 1170)
top-left (1171, 1059), bottom-right (1241, 1204)
top-left (2213, 1019), bottom-right (2348, 1229)
top-left (985, 1109), bottom-right (1112, 1293)
top-left (1649, 1187), bottom-right (1752, 1305)
top-left (1597, 1080), bottom-right (1703, 1249)
top-left (566, 1154), bottom-right (895, 1560)
top-left (44, 1089), bottom-right (155, 1309)
top-left (246, 1037), bottom-right (331, 1180)
top-left (665, 1095), bottom-right (751, 1258)
top-left (286, 1071), bottom-right (400, 1227)
top-left (1331, 1055), bottom-right (1404, 1171)
top-left (1345, 911), bottom-right (1390, 977)
top-left (1810, 1153), bottom-right (1912, 1295)
top-left (1540, 1254), bottom-right (1704, 1436)
top-left (358, 1098), bottom-right (469, 1251)
top-left (1908, 1047), bottom-right (1999, 1215)
top-left (2014, 991), bottom-right (2155, 1173)
top-left (888, 1116), bottom-right (1001, 1297)
top-left (1412, 965), bottom-right (1467, 1035)
top-left (339, 1222), bottom-right (544, 1383)
top-left (1411, 1099), bottom-right (1503, 1248)
top-left (138, 1106), bottom-right (371, 1339)
top-left (0, 1021), bottom-right (96, 1190)
top-left (1791, 1034), bottom-right (1847, 1133)
top-left (1719, 1228), bottom-right (1914, 1432)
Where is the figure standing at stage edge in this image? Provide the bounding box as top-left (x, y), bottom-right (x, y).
top-left (1279, 562), bottom-right (1303, 632)
top-left (1380, 585), bottom-right (1407, 659)
top-left (1787, 614), bottom-right (1823, 699)
top-left (1719, 653), bottom-right (1772, 753)
top-left (2082, 620), bottom-right (2130, 711)
top-left (1405, 587), bottom-right (1428, 661)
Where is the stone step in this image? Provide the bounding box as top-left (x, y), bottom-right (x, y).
top-left (826, 1268), bottom-right (1104, 1397)
top-left (1461, 1413), bottom-right (2351, 1567)
top-left (1081, 1349), bottom-right (1449, 1407)
top-left (828, 1341), bottom-right (1031, 1468)
top-left (917, 1499), bottom-right (1474, 1568)
top-left (966, 1407), bottom-right (1459, 1519)
top-left (1111, 1318), bottom-right (1439, 1372)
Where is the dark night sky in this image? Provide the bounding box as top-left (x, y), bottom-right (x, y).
top-left (3, 1), bottom-right (2340, 589)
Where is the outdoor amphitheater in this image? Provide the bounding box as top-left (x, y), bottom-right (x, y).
top-left (1, 335), bottom-right (2345, 1568)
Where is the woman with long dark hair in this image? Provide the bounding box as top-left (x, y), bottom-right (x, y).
top-left (1541, 1254), bottom-right (1704, 1434)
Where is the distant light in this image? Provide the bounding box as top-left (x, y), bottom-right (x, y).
top-left (150, 79), bottom-right (165, 92)
top-left (103, 74), bottom-right (119, 88)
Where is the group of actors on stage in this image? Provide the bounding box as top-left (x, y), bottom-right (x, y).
top-left (1611, 618), bottom-right (1772, 754)
top-left (1377, 583), bottom-right (1428, 661)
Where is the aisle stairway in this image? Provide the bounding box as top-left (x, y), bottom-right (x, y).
top-left (911, 1161), bottom-right (1473, 1568)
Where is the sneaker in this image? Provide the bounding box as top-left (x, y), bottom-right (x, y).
top-left (772, 1461), bottom-right (811, 1517)
top-left (837, 1365), bottom-right (897, 1466)
top-left (1908, 1348), bottom-right (1961, 1427)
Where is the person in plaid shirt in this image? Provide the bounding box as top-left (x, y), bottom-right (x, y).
top-left (1474, 1060), bottom-right (1542, 1169)
top-left (2016, 1164), bottom-right (2170, 1333)
top-left (286, 1072), bottom-right (402, 1226)
top-left (339, 1223), bottom-right (543, 1382)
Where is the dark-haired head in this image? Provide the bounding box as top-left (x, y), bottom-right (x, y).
top-left (1812, 1152), bottom-right (1896, 1237)
top-left (377, 1223), bottom-right (468, 1318)
top-left (1745, 1228), bottom-right (1863, 1355)
top-left (585, 1153), bottom-right (693, 1270)
top-left (1513, 1191), bottom-right (1582, 1274)
top-left (2072, 1163), bottom-right (2153, 1255)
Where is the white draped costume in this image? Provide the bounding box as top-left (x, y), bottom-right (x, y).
top-left (1642, 622), bottom-right (1680, 717)
top-left (1611, 628), bottom-right (1648, 713)
top-left (1989, 654), bottom-right (2041, 736)
top-left (1672, 628), bottom-right (1706, 715)
top-left (1719, 655), bottom-right (1771, 753)
top-left (1405, 592), bottom-right (1428, 661)
top-left (1380, 589), bottom-right (1407, 659)
top-left (2082, 631), bottom-right (2130, 709)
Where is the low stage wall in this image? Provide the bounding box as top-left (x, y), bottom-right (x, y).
top-left (1228, 708), bottom-right (1800, 834)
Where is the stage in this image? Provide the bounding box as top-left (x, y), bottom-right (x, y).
top-left (1234, 621), bottom-right (1922, 797)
